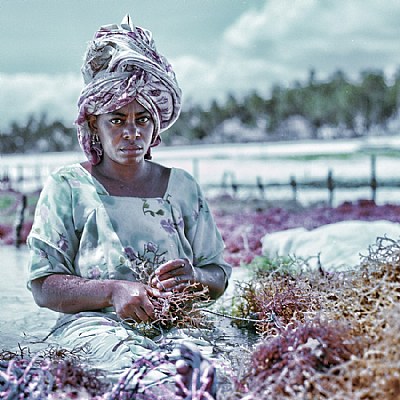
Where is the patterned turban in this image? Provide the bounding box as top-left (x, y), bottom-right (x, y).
top-left (75, 15), bottom-right (182, 164)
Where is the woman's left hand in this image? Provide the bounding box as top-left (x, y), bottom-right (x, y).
top-left (152, 259), bottom-right (199, 292)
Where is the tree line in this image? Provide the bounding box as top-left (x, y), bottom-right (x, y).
top-left (1, 68), bottom-right (399, 154)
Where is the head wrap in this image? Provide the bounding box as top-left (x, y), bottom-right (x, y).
top-left (75, 15), bottom-right (182, 164)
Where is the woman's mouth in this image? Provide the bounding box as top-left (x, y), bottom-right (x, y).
top-left (121, 145), bottom-right (142, 153)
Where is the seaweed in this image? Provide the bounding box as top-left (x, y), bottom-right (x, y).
top-left (229, 318), bottom-right (365, 399)
top-left (0, 347), bottom-right (108, 399)
top-left (121, 283), bottom-right (213, 339)
top-left (225, 235), bottom-right (400, 399)
top-left (0, 344), bottom-right (217, 399)
top-left (230, 256), bottom-right (320, 335)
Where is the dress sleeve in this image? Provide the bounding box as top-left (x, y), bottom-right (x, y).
top-left (27, 172), bottom-right (80, 287)
top-left (177, 170), bottom-right (232, 282)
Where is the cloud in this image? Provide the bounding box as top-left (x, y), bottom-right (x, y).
top-left (1, 0), bottom-right (399, 127)
top-left (174, 0), bottom-right (400, 105)
top-left (224, 0), bottom-right (400, 77)
top-left (0, 73), bottom-right (82, 129)
top-left (175, 0), bottom-right (400, 103)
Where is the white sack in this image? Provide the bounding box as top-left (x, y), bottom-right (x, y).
top-left (261, 220), bottom-right (400, 271)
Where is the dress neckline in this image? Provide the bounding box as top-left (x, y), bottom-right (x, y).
top-left (76, 163), bottom-right (174, 200)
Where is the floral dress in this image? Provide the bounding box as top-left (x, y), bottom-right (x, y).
top-left (26, 163), bottom-right (231, 378)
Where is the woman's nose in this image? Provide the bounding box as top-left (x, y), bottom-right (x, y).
top-left (123, 124), bottom-right (140, 139)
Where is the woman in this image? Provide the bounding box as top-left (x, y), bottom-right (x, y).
top-left (27, 15), bottom-right (231, 392)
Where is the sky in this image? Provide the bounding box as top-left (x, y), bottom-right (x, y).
top-left (0, 0), bottom-right (399, 129)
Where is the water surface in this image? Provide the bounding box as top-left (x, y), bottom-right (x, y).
top-left (0, 245), bottom-right (58, 350)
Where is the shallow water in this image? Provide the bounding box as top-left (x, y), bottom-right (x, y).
top-left (0, 245), bottom-right (58, 350)
top-left (2, 139), bottom-right (400, 207)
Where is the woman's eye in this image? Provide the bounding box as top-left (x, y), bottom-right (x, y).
top-left (110, 118), bottom-right (123, 125)
top-left (137, 116), bottom-right (150, 124)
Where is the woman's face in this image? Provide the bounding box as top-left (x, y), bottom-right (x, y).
top-left (90, 100), bottom-right (154, 165)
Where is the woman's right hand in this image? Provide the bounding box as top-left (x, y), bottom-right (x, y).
top-left (110, 280), bottom-right (159, 323)
top-left (31, 274), bottom-right (170, 323)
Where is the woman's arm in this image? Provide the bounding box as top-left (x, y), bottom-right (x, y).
top-left (192, 264), bottom-right (227, 299)
top-left (31, 274), bottom-right (160, 322)
top-left (152, 259), bottom-right (227, 300)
